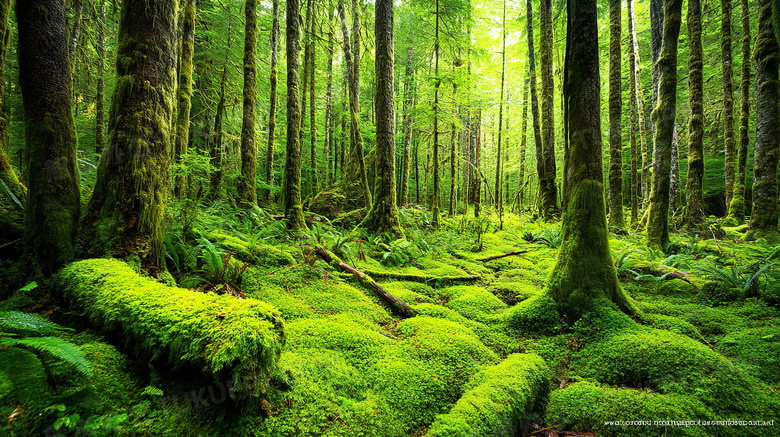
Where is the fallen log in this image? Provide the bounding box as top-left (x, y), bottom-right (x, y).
top-left (478, 250), bottom-right (528, 262)
top-left (314, 246), bottom-right (417, 318)
top-left (363, 270), bottom-right (482, 286)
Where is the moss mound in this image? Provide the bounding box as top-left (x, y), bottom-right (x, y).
top-left (53, 258), bottom-right (286, 400)
top-left (717, 327), bottom-right (780, 384)
top-left (203, 231), bottom-right (295, 267)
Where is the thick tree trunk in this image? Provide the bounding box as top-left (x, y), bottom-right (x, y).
top-left (239, 0), bottom-right (258, 207)
top-left (748, 0), bottom-right (780, 237)
top-left (548, 0), bottom-right (635, 321)
top-left (646, 0), bottom-right (684, 249)
top-left (728, 0), bottom-right (752, 223)
top-left (527, 0), bottom-right (544, 219)
top-left (685, 0), bottom-right (706, 229)
top-left (265, 0), bottom-right (280, 202)
top-left (173, 0), bottom-right (195, 198)
top-left (360, 0), bottom-right (402, 238)
top-left (608, 0), bottom-right (623, 228)
top-left (96, 0), bottom-right (106, 154)
top-left (284, 0), bottom-right (308, 231)
top-left (81, 0), bottom-right (177, 272)
top-left (209, 67), bottom-right (227, 200)
top-left (540, 0), bottom-right (556, 220)
top-left (723, 0), bottom-right (737, 213)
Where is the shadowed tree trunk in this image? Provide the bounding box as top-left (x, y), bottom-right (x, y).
top-left (265, 0), bottom-right (279, 202)
top-left (748, 0), bottom-right (780, 238)
top-left (722, 0), bottom-right (737, 214)
top-left (81, 0), bottom-right (177, 272)
top-left (238, 0), bottom-right (258, 207)
top-left (527, 0), bottom-right (544, 219)
top-left (208, 67), bottom-right (227, 200)
top-left (474, 109), bottom-right (482, 218)
top-left (360, 0), bottom-right (402, 238)
top-left (324, 0), bottom-right (334, 186)
top-left (309, 20), bottom-right (318, 196)
top-left (95, 0), bottom-right (106, 154)
top-left (518, 72), bottom-right (529, 208)
top-left (728, 0), bottom-right (752, 223)
top-left (608, 0), bottom-right (623, 228)
top-left (628, 0), bottom-right (641, 225)
top-left (17, 0), bottom-right (80, 277)
top-left (540, 0), bottom-right (556, 220)
top-left (284, 0), bottom-right (308, 231)
top-left (669, 124), bottom-right (680, 213)
top-left (173, 0), bottom-right (195, 198)
top-left (685, 0), bottom-right (706, 229)
top-left (645, 0), bottom-right (663, 205)
top-left (646, 0), bottom-right (684, 249)
top-left (431, 0), bottom-right (442, 226)
top-left (0, 0), bottom-right (25, 206)
top-left (399, 47), bottom-right (414, 206)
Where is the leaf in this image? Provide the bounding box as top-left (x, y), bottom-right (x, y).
top-left (0, 311), bottom-right (73, 336)
top-left (19, 282), bottom-right (38, 292)
top-left (0, 336), bottom-right (92, 377)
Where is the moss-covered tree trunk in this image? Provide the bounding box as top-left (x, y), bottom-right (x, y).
top-left (300, 0), bottom-right (312, 147)
top-left (449, 79), bottom-right (458, 217)
top-left (208, 67), bottom-right (227, 200)
top-left (494, 0), bottom-right (506, 213)
top-left (628, 0), bottom-right (640, 226)
top-left (540, 0), bottom-right (556, 220)
top-left (646, 0), bottom-right (683, 249)
top-left (95, 0), bottom-right (106, 155)
top-left (173, 0), bottom-right (195, 199)
top-left (685, 0), bottom-right (706, 229)
top-left (518, 73), bottom-right (529, 208)
top-left (474, 110), bottom-right (482, 218)
top-left (431, 0), bottom-right (442, 226)
top-left (68, 0), bottom-right (83, 106)
top-left (399, 47), bottom-right (414, 207)
top-left (646, 0), bottom-right (663, 206)
top-left (722, 0), bottom-right (737, 214)
top-left (265, 0), bottom-right (279, 202)
top-left (669, 124), bottom-right (681, 212)
top-left (324, 0), bottom-right (334, 186)
top-left (728, 0), bottom-right (752, 223)
top-left (309, 24), bottom-right (318, 196)
top-left (548, 0), bottom-right (636, 320)
top-left (0, 0), bottom-right (25, 206)
top-left (239, 0), bottom-right (258, 207)
top-left (360, 0), bottom-right (402, 238)
top-left (17, 0), bottom-right (80, 276)
top-left (81, 0), bottom-right (177, 272)
top-left (748, 0), bottom-right (780, 237)
top-left (527, 0), bottom-right (544, 220)
top-left (608, 0), bottom-right (623, 228)
top-left (284, 0), bottom-right (308, 232)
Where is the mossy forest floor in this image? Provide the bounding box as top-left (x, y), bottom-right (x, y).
top-left (1, 203), bottom-right (779, 436)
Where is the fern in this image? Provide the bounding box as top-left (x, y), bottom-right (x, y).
top-left (0, 311), bottom-right (73, 336)
top-left (0, 336), bottom-right (92, 377)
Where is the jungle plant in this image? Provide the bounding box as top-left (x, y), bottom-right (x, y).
top-left (520, 229), bottom-right (539, 243)
top-left (537, 228), bottom-right (562, 248)
top-left (702, 262), bottom-right (776, 299)
top-left (194, 238), bottom-right (248, 296)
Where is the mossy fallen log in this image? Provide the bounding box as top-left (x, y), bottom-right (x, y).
top-left (202, 231), bottom-right (295, 267)
top-left (426, 353), bottom-right (551, 436)
top-left (362, 270), bottom-right (482, 286)
top-left (53, 258), bottom-right (286, 400)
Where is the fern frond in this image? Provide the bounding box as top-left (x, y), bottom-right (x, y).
top-left (0, 311), bottom-right (74, 336)
top-left (0, 336), bottom-right (92, 377)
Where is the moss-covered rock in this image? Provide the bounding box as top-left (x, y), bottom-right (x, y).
top-left (505, 294), bottom-right (563, 334)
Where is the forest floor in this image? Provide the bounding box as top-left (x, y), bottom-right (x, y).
top-left (1, 203), bottom-right (779, 436)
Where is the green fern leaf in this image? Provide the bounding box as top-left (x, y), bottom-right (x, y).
top-left (0, 336), bottom-right (92, 377)
top-left (0, 311), bottom-right (73, 336)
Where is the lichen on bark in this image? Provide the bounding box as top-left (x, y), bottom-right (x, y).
top-left (685, 0), bottom-right (707, 230)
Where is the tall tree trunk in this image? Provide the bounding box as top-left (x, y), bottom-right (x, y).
top-left (310, 26), bottom-right (318, 195)
top-left (748, 0), bottom-right (780, 237)
top-left (646, 0), bottom-right (663, 205)
top-left (173, 0), bottom-right (195, 198)
top-left (628, 0), bottom-right (641, 225)
top-left (518, 71), bottom-right (530, 209)
top-left (686, 0), bottom-right (706, 229)
top-left (284, 0), bottom-right (308, 231)
top-left (432, 0), bottom-right (441, 226)
top-left (527, 0), bottom-right (544, 219)
top-left (474, 109), bottom-right (482, 217)
top-left (324, 0), bottom-right (334, 186)
top-left (264, 0), bottom-right (279, 202)
top-left (17, 0), bottom-right (80, 276)
top-left (209, 67), bottom-right (227, 199)
top-left (399, 47), bottom-right (414, 206)
top-left (608, 0), bottom-right (623, 227)
top-left (548, 0), bottom-right (636, 321)
top-left (81, 0), bottom-right (177, 272)
top-left (239, 0), bottom-right (258, 207)
top-left (722, 0), bottom-right (737, 214)
top-left (728, 0), bottom-right (752, 223)
top-left (360, 0), bottom-right (402, 238)
top-left (449, 70), bottom-right (458, 217)
top-left (669, 124), bottom-right (680, 213)
top-left (300, 0), bottom-right (312, 147)
top-left (69, 0), bottom-right (83, 106)
top-left (646, 0), bottom-right (684, 249)
top-left (95, 0), bottom-right (106, 154)
top-left (341, 74), bottom-right (347, 177)
top-left (495, 0), bottom-right (506, 216)
top-left (540, 0), bottom-right (556, 220)
top-left (0, 0), bottom-right (25, 205)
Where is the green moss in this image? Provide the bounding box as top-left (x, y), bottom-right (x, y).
top-left (440, 285), bottom-right (508, 323)
top-left (505, 294), bottom-right (563, 334)
top-left (53, 258), bottom-right (285, 400)
top-left (488, 282), bottom-right (543, 305)
top-left (427, 354), bottom-right (551, 437)
top-left (638, 313), bottom-right (704, 341)
top-left (204, 231), bottom-right (295, 266)
top-left (717, 327), bottom-right (780, 384)
top-left (286, 315), bottom-right (394, 366)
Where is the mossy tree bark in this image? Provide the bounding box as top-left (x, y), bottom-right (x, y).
top-left (722, 0), bottom-right (737, 214)
top-left (81, 0), bottom-right (177, 272)
top-left (728, 0), bottom-right (752, 224)
top-left (749, 0), bottom-right (780, 236)
top-left (399, 47), bottom-right (415, 207)
top-left (300, 0), bottom-right (312, 147)
top-left (540, 0), bottom-right (557, 220)
top-left (669, 124), bottom-right (681, 212)
top-left (360, 0), bottom-right (403, 239)
top-left (324, 0), bottom-right (334, 186)
top-left (284, 0), bottom-right (308, 232)
top-left (474, 110), bottom-right (482, 218)
top-left (494, 0), bottom-right (506, 214)
top-left (0, 0), bottom-right (25, 206)
top-left (549, 0), bottom-right (636, 321)
top-left (17, 0), bottom-right (80, 277)
top-left (68, 0), bottom-right (83, 105)
top-left (646, 0), bottom-right (683, 249)
top-left (608, 0), bottom-right (623, 228)
top-left (646, 0), bottom-right (663, 205)
top-left (309, 20), bottom-right (318, 196)
top-left (173, 0), bottom-right (195, 199)
top-left (685, 0), bottom-right (706, 229)
top-left (95, 0), bottom-right (106, 154)
top-left (518, 72), bottom-right (530, 208)
top-left (449, 77), bottom-right (459, 217)
top-left (239, 0), bottom-right (258, 208)
top-left (526, 0), bottom-right (544, 219)
top-left (264, 0), bottom-right (279, 202)
top-left (431, 0), bottom-right (442, 226)
top-left (628, 0), bottom-right (641, 226)
top-left (208, 67), bottom-right (227, 200)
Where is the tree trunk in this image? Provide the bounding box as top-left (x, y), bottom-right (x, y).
top-left (608, 0), bottom-right (623, 227)
top-left (309, 23), bottom-right (318, 196)
top-left (685, 0), bottom-right (706, 229)
top-left (540, 0), bottom-right (556, 220)
top-left (628, 0), bottom-right (643, 225)
top-left (449, 79), bottom-right (458, 217)
top-left (722, 0), bottom-right (737, 214)
top-left (209, 67), bottom-right (227, 200)
top-left (399, 47), bottom-right (414, 206)
top-left (495, 0), bottom-right (506, 216)
top-left (239, 0), bottom-right (258, 207)
top-left (265, 0), bottom-right (280, 202)
top-left (646, 0), bottom-right (684, 249)
top-left (81, 0), bottom-right (177, 272)
top-left (527, 0), bottom-right (544, 219)
top-left (324, 0), bottom-right (334, 186)
top-left (646, 0), bottom-right (663, 205)
top-left (474, 109), bottom-right (482, 218)
top-left (519, 71), bottom-right (530, 209)
top-left (669, 124), bottom-right (680, 214)
top-left (548, 0), bottom-right (636, 321)
top-left (96, 0), bottom-right (106, 154)
top-left (284, 0), bottom-right (308, 231)
top-left (300, 0), bottom-right (312, 147)
top-left (173, 0), bottom-right (195, 199)
top-left (748, 0), bottom-right (780, 237)
top-left (69, 0), bottom-right (83, 106)
top-left (360, 0), bottom-right (402, 238)
top-left (432, 0), bottom-right (441, 226)
top-left (728, 0), bottom-right (751, 223)
top-left (0, 0), bottom-right (25, 206)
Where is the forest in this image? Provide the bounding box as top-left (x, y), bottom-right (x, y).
top-left (0, 0), bottom-right (779, 435)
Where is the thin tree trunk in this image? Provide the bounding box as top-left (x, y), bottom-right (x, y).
top-left (686, 0), bottom-right (706, 229)
top-left (628, 0), bottom-right (641, 225)
top-left (608, 0), bottom-right (624, 227)
top-left (540, 0), bottom-right (556, 220)
top-left (723, 0), bottom-right (737, 214)
top-left (495, 0), bottom-right (506, 217)
top-left (300, 0), bottom-right (312, 146)
top-left (432, 0), bottom-right (441, 226)
top-left (527, 0), bottom-right (544, 219)
top-left (0, 0), bottom-right (25, 205)
top-left (209, 67), bottom-right (228, 199)
top-left (310, 25), bottom-right (318, 195)
top-left (646, 0), bottom-right (663, 205)
top-left (519, 70), bottom-right (529, 209)
top-left (174, 0), bottom-right (195, 198)
top-left (284, 0), bottom-right (308, 231)
top-left (265, 0), bottom-right (279, 202)
top-left (239, 0), bottom-right (258, 207)
top-left (399, 47), bottom-right (414, 206)
top-left (669, 124), bottom-right (680, 214)
top-left (474, 109), bottom-right (482, 218)
top-left (69, 0), bottom-right (83, 106)
top-left (729, 0), bottom-right (751, 223)
top-left (324, 0), bottom-right (334, 186)
top-left (95, 0), bottom-right (106, 154)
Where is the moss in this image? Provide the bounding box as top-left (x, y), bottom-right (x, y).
top-left (638, 313), bottom-right (704, 341)
top-left (285, 315), bottom-right (394, 366)
top-left (488, 282), bottom-right (542, 305)
top-left (505, 294), bottom-right (563, 335)
top-left (308, 188), bottom-right (350, 220)
top-left (203, 232), bottom-right (295, 267)
top-left (0, 347), bottom-right (50, 434)
top-left (333, 207), bottom-right (367, 229)
top-left (717, 327), bottom-right (780, 384)
top-left (53, 258), bottom-right (285, 400)
top-left (440, 285), bottom-right (508, 323)
top-left (427, 354), bottom-right (551, 437)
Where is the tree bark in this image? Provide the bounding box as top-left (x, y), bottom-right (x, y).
top-left (239, 0), bottom-right (258, 207)
top-left (96, 0), bottom-right (106, 154)
top-left (284, 0), bottom-right (308, 231)
top-left (728, 0), bottom-right (752, 223)
top-left (527, 0), bottom-right (544, 220)
top-left (540, 0), bottom-right (556, 220)
top-left (173, 0), bottom-right (195, 199)
top-left (324, 0), bottom-right (334, 186)
top-left (81, 0), bottom-right (177, 272)
top-left (399, 47), bottom-right (414, 206)
top-left (685, 0), bottom-right (706, 229)
top-left (474, 109), bottom-right (482, 217)
top-left (722, 0), bottom-right (737, 214)
top-left (431, 0), bottom-right (442, 226)
top-left (518, 71), bottom-right (530, 209)
top-left (495, 0), bottom-right (506, 216)
top-left (209, 67), bottom-right (227, 200)
top-left (608, 0), bottom-right (623, 227)
top-left (309, 20), bottom-right (318, 196)
top-left (0, 0), bottom-right (25, 206)
top-left (265, 0), bottom-right (280, 202)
